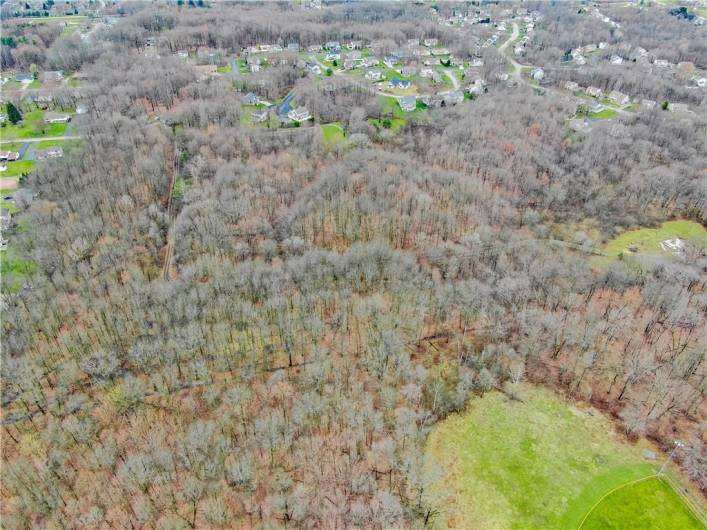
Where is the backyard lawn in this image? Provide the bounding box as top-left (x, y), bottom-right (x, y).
top-left (0, 110), bottom-right (70, 140)
top-left (1, 161), bottom-right (35, 180)
top-left (590, 108), bottom-right (618, 119)
top-left (423, 385), bottom-right (701, 529)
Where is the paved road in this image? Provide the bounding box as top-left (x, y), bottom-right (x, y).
top-left (0, 135), bottom-right (81, 145)
top-left (500, 22), bottom-right (523, 81)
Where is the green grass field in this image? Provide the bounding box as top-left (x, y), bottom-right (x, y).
top-left (581, 476), bottom-right (703, 530)
top-left (0, 244), bottom-right (37, 294)
top-left (423, 385), bottom-right (700, 529)
top-left (602, 220), bottom-right (707, 258)
top-left (0, 110), bottom-right (70, 140)
top-left (321, 122), bottom-right (346, 144)
top-left (2, 160), bottom-right (35, 179)
top-left (590, 108), bottom-right (618, 119)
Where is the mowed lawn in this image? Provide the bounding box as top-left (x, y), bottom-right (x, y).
top-left (0, 110), bottom-right (70, 140)
top-left (602, 220), bottom-right (707, 257)
top-left (581, 476), bottom-right (703, 530)
top-left (423, 385), bottom-right (686, 530)
top-left (321, 122), bottom-right (346, 144)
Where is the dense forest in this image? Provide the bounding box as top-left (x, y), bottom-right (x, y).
top-left (1, 2), bottom-right (705, 529)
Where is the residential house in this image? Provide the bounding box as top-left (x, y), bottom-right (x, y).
top-left (583, 43), bottom-right (597, 53)
top-left (598, 42), bottom-right (608, 49)
top-left (610, 54), bottom-right (623, 65)
top-left (177, 50), bottom-right (189, 58)
top-left (389, 77), bottom-right (412, 89)
top-left (0, 151), bottom-right (20, 162)
top-left (399, 95), bottom-right (417, 112)
top-left (41, 70), bottom-right (63, 82)
top-left (695, 77), bottom-right (706, 88)
top-left (243, 92), bottom-right (260, 105)
top-left (531, 67), bottom-right (544, 81)
top-left (343, 60), bottom-right (358, 70)
top-left (564, 81), bottom-right (580, 92)
top-left (653, 59), bottom-right (670, 68)
top-left (469, 58), bottom-right (484, 67)
top-left (574, 55), bottom-right (586, 66)
top-left (325, 52), bottom-right (341, 62)
top-left (430, 48), bottom-right (450, 56)
top-left (631, 46), bottom-right (648, 59)
top-left (442, 90), bottom-right (464, 105)
top-left (407, 38), bottom-right (420, 47)
top-left (365, 69), bottom-right (383, 81)
top-left (347, 40), bottom-right (363, 50)
top-left (38, 147), bottom-right (64, 159)
top-left (423, 38), bottom-right (439, 47)
top-left (384, 55), bottom-right (399, 68)
top-left (586, 86), bottom-right (603, 98)
top-left (589, 103), bottom-right (605, 114)
top-left (467, 78), bottom-right (486, 96)
top-left (401, 66), bottom-right (418, 77)
top-left (306, 62), bottom-right (321, 74)
top-left (15, 73), bottom-right (34, 83)
top-left (251, 109), bottom-right (269, 123)
top-left (308, 45), bottom-right (323, 52)
top-left (420, 68), bottom-right (434, 78)
top-left (250, 63), bottom-right (261, 73)
top-left (325, 41), bottom-right (340, 50)
top-left (609, 90), bottom-right (629, 105)
top-left (641, 99), bottom-right (656, 109)
top-left (346, 50), bottom-right (362, 61)
top-left (0, 208), bottom-right (10, 230)
top-left (288, 107), bottom-right (311, 122)
top-left (414, 47), bottom-right (431, 57)
top-left (43, 112), bottom-right (71, 124)
top-left (669, 102), bottom-right (689, 113)
top-left (362, 57), bottom-right (379, 68)
top-left (287, 43), bottom-right (300, 51)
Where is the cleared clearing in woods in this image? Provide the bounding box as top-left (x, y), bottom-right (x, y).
top-left (423, 385), bottom-right (701, 529)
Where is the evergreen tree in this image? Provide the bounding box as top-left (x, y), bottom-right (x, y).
top-left (6, 102), bottom-right (22, 125)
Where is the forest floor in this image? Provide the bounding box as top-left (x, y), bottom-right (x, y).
top-left (423, 385), bottom-right (703, 529)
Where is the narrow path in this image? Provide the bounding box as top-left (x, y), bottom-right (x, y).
top-left (161, 142), bottom-right (178, 280)
top-left (444, 69), bottom-right (460, 90)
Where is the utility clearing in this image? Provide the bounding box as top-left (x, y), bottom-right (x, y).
top-left (602, 220), bottom-right (707, 258)
top-left (424, 385), bottom-right (704, 529)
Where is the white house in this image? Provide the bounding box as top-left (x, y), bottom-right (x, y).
top-left (609, 90), bottom-right (629, 105)
top-left (365, 69), bottom-right (383, 81)
top-left (399, 95), bottom-right (417, 112)
top-left (43, 112), bottom-right (71, 124)
top-left (586, 86), bottom-right (603, 98)
top-left (531, 67), bottom-right (544, 81)
top-left (288, 107), bottom-right (311, 122)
